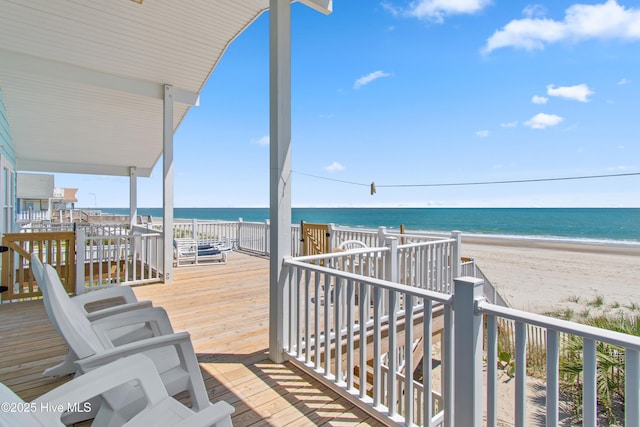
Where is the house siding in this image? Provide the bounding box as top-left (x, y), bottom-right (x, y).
top-left (0, 85), bottom-right (16, 237)
top-left (0, 86), bottom-right (15, 164)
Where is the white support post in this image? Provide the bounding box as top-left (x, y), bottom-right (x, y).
top-left (377, 226), bottom-right (387, 247)
top-left (264, 219), bottom-right (270, 255)
top-left (626, 349), bottom-right (640, 426)
top-left (453, 277), bottom-right (484, 427)
top-left (385, 236), bottom-right (398, 283)
top-left (75, 228), bottom-right (86, 295)
top-left (583, 339), bottom-right (597, 427)
top-left (192, 218), bottom-right (198, 241)
top-left (269, 0), bottom-right (292, 364)
top-left (129, 167), bottom-right (137, 229)
top-left (546, 330), bottom-right (559, 427)
top-left (328, 223), bottom-right (335, 252)
top-left (451, 230), bottom-right (462, 278)
top-left (237, 218), bottom-right (243, 250)
top-left (162, 84), bottom-right (174, 284)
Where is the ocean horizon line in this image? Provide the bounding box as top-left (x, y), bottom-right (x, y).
top-left (100, 207), bottom-right (639, 245)
top-left (93, 206), bottom-right (640, 209)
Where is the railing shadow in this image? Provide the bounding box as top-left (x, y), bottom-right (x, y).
top-left (196, 350), bottom-right (379, 425)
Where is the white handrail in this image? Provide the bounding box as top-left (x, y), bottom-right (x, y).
top-left (478, 301), bottom-right (640, 350)
top-left (284, 256), bottom-right (453, 426)
top-left (475, 291), bottom-right (640, 427)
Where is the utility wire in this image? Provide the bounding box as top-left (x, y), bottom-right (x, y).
top-left (292, 171), bottom-right (370, 187)
top-left (292, 170), bottom-right (640, 188)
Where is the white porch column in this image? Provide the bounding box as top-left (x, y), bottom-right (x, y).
top-left (269, 0), bottom-right (292, 363)
top-left (163, 85), bottom-right (174, 283)
top-left (129, 167), bottom-right (137, 229)
top-left (453, 277), bottom-right (485, 427)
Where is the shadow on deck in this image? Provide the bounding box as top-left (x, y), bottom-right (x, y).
top-left (0, 251), bottom-right (385, 426)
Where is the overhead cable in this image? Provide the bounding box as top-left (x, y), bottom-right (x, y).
top-left (292, 171), bottom-right (640, 189)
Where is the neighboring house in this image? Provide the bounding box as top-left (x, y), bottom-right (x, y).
top-left (52, 188), bottom-right (78, 211)
top-left (0, 86), bottom-right (16, 236)
top-left (16, 173), bottom-right (53, 216)
top-left (16, 173), bottom-right (78, 223)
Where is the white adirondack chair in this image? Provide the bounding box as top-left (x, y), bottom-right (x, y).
top-left (30, 254), bottom-right (154, 377)
top-left (38, 262), bottom-right (212, 425)
top-left (0, 354), bottom-right (233, 427)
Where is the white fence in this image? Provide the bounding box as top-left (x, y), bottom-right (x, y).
top-left (284, 247), bottom-right (453, 426)
top-left (475, 286), bottom-right (640, 427)
top-left (397, 237), bottom-right (458, 294)
top-left (237, 219), bottom-right (269, 255)
top-left (16, 210), bottom-right (50, 222)
top-left (75, 226), bottom-right (163, 293)
top-left (461, 258), bottom-right (508, 307)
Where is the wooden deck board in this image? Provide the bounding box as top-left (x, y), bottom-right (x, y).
top-left (0, 251), bottom-right (381, 426)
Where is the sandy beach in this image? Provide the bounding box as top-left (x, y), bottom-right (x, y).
top-left (460, 235), bottom-right (640, 316)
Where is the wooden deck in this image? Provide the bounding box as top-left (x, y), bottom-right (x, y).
top-left (0, 251), bottom-right (386, 426)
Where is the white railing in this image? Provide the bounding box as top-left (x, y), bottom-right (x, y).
top-left (397, 235), bottom-right (459, 294)
top-left (173, 219), bottom-right (238, 244)
top-left (461, 258), bottom-right (509, 307)
top-left (19, 222), bottom-right (75, 232)
top-left (75, 227), bottom-right (163, 293)
top-left (332, 226), bottom-right (380, 248)
top-left (454, 278), bottom-right (640, 427)
top-left (16, 210), bottom-right (51, 222)
top-left (171, 219), bottom-right (269, 255)
top-left (380, 365), bottom-right (444, 427)
top-left (385, 230), bottom-right (450, 244)
top-left (284, 242), bottom-right (454, 426)
top-left (237, 219), bottom-right (269, 255)
top-left (283, 251), bottom-right (640, 426)
top-left (292, 224), bottom-right (301, 256)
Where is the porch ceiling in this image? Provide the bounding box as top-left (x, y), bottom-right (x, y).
top-left (0, 0), bottom-right (325, 177)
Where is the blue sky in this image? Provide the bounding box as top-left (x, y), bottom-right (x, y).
top-left (56, 0), bottom-right (640, 208)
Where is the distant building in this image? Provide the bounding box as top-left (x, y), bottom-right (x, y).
top-left (16, 173), bottom-right (78, 224)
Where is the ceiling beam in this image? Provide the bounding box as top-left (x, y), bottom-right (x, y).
top-left (0, 49), bottom-right (199, 106)
top-left (16, 159), bottom-right (153, 178)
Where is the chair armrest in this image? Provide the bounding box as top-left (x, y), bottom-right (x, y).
top-left (85, 300), bottom-right (153, 321)
top-left (90, 307), bottom-right (174, 347)
top-left (72, 286), bottom-right (140, 311)
top-left (33, 355), bottom-right (169, 425)
top-left (76, 332), bottom-right (193, 372)
top-left (76, 331), bottom-right (210, 412)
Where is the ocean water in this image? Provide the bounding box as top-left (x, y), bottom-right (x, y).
top-left (103, 207), bottom-right (639, 244)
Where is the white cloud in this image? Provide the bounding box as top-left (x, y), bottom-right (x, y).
top-left (353, 70), bottom-right (391, 89)
top-left (547, 83), bottom-right (594, 102)
top-left (475, 130), bottom-right (490, 138)
top-left (618, 78), bottom-right (631, 85)
top-left (483, 0), bottom-right (640, 53)
top-left (324, 161), bottom-right (345, 172)
top-left (252, 135), bottom-right (269, 146)
top-left (523, 4), bottom-right (547, 19)
top-left (524, 113), bottom-right (564, 129)
top-left (500, 121), bottom-right (518, 128)
top-left (532, 95), bottom-right (548, 104)
top-left (385, 0), bottom-right (492, 23)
